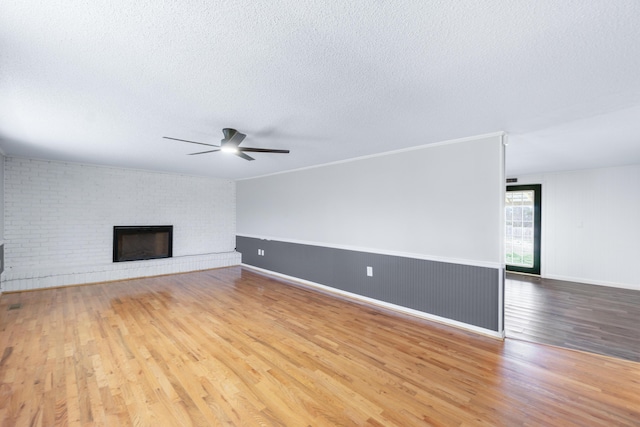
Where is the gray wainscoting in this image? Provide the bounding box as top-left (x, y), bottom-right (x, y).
top-left (236, 236), bottom-right (500, 331)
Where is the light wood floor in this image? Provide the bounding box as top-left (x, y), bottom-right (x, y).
top-left (1, 267), bottom-right (639, 426)
top-left (505, 273), bottom-right (640, 362)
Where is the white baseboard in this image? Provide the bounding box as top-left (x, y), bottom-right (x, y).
top-left (243, 264), bottom-right (505, 340)
top-left (543, 274), bottom-right (639, 291)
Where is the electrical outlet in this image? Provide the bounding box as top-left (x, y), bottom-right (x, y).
top-left (366, 266), bottom-right (373, 277)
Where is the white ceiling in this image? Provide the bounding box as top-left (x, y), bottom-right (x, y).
top-left (1, 1), bottom-right (639, 180)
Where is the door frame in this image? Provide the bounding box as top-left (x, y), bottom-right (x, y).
top-left (506, 184), bottom-right (541, 275)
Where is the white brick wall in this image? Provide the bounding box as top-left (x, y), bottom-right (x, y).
top-left (2, 158), bottom-right (240, 291)
top-left (0, 153), bottom-right (4, 242)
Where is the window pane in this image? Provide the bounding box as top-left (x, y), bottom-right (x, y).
top-left (505, 189), bottom-right (536, 268)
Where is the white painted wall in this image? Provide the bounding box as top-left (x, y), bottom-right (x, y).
top-left (513, 164), bottom-right (640, 290)
top-left (2, 158), bottom-right (239, 291)
top-left (0, 153), bottom-right (4, 280)
top-left (238, 134), bottom-right (505, 266)
top-left (0, 152), bottom-right (4, 241)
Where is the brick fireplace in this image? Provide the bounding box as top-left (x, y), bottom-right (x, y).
top-left (113, 225), bottom-right (173, 262)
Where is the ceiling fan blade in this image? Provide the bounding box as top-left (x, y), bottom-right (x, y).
top-left (239, 147), bottom-right (290, 154)
top-left (188, 149), bottom-right (220, 155)
top-left (230, 131), bottom-right (246, 146)
top-left (221, 128), bottom-right (246, 148)
top-left (222, 128), bottom-right (234, 140)
top-left (234, 151), bottom-right (255, 161)
top-left (163, 136), bottom-right (219, 147)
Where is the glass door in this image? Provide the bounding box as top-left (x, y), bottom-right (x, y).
top-left (505, 185), bottom-right (541, 275)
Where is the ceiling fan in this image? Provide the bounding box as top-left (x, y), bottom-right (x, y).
top-left (163, 128), bottom-right (290, 161)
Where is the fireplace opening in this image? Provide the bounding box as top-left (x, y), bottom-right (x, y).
top-left (113, 226), bottom-right (173, 262)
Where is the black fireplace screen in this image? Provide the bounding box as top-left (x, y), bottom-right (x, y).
top-left (113, 226), bottom-right (173, 262)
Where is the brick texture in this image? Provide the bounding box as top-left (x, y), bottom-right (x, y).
top-left (2, 158), bottom-right (239, 290)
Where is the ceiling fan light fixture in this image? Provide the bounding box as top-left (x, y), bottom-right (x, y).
top-left (221, 146), bottom-right (239, 153)
top-left (165, 128), bottom-right (288, 161)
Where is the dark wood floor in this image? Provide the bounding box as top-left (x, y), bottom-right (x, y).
top-left (505, 272), bottom-right (640, 362)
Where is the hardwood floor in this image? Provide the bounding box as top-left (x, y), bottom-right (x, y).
top-left (505, 272), bottom-right (640, 362)
top-left (1, 267), bottom-right (639, 426)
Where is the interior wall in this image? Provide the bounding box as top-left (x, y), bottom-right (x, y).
top-left (238, 134), bottom-right (504, 265)
top-left (0, 152), bottom-right (4, 241)
top-left (0, 153), bottom-right (4, 280)
top-left (237, 133), bottom-right (505, 335)
top-left (2, 158), bottom-right (239, 291)
top-left (512, 163), bottom-right (640, 290)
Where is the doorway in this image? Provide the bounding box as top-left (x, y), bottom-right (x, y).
top-left (505, 184), bottom-right (541, 275)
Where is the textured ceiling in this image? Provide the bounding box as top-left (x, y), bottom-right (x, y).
top-left (1, 1), bottom-right (639, 179)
